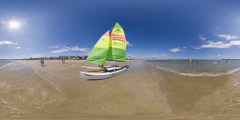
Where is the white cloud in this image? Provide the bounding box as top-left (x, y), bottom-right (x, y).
top-left (170, 48), bottom-right (181, 52)
top-left (15, 47), bottom-right (21, 49)
top-left (199, 35), bottom-right (206, 41)
top-left (151, 54), bottom-right (161, 59)
top-left (26, 48), bottom-right (32, 51)
top-left (199, 40), bottom-right (240, 48)
top-left (0, 41), bottom-right (17, 45)
top-left (170, 47), bottom-right (187, 52)
top-left (229, 41), bottom-right (240, 45)
top-left (218, 34), bottom-right (238, 40)
top-left (80, 51), bottom-right (91, 56)
top-left (200, 41), bottom-right (231, 48)
top-left (218, 54), bottom-right (221, 57)
top-left (161, 54), bottom-right (172, 58)
top-left (70, 46), bottom-right (89, 51)
top-left (32, 54), bottom-right (44, 58)
top-left (126, 41), bottom-right (133, 47)
top-left (183, 47), bottom-right (187, 49)
top-left (127, 54), bottom-right (132, 58)
top-left (51, 48), bottom-right (69, 53)
top-left (51, 45), bottom-right (90, 53)
top-left (49, 45), bottom-right (61, 48)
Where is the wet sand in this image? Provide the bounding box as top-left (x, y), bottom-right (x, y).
top-left (1, 60), bottom-right (240, 119)
top-left (0, 60), bottom-right (169, 119)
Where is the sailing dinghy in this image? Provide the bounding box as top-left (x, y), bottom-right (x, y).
top-left (80, 22), bottom-right (127, 79)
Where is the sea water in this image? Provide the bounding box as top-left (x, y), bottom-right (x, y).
top-left (0, 60), bottom-right (18, 70)
top-left (145, 59), bottom-right (240, 119)
top-left (146, 59), bottom-right (240, 76)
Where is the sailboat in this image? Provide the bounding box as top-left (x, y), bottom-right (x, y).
top-left (80, 22), bottom-right (127, 79)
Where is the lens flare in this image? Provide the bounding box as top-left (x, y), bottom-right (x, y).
top-left (9, 21), bottom-right (20, 29)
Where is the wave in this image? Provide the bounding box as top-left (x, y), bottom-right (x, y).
top-left (23, 63), bottom-right (62, 92)
top-left (0, 62), bottom-right (13, 70)
top-left (145, 62), bottom-right (240, 76)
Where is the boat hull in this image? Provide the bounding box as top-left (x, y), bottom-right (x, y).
top-left (82, 66), bottom-right (103, 70)
top-left (82, 66), bottom-right (121, 71)
top-left (80, 68), bottom-right (127, 79)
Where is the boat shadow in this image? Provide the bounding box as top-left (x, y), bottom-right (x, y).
top-left (87, 65), bottom-right (129, 81)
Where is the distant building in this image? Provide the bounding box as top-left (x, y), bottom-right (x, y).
top-left (49, 57), bottom-right (58, 60)
top-left (82, 56), bottom-right (88, 60)
top-left (41, 57), bottom-right (48, 59)
top-left (71, 56), bottom-right (79, 60)
top-left (59, 56), bottom-right (69, 60)
top-left (31, 58), bottom-right (39, 60)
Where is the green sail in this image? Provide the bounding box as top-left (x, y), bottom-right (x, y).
top-left (86, 31), bottom-right (110, 65)
top-left (107, 22), bottom-right (126, 61)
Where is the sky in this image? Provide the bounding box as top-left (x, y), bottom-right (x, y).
top-left (1, 0), bottom-right (240, 59)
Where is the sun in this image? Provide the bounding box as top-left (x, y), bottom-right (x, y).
top-left (9, 21), bottom-right (20, 29)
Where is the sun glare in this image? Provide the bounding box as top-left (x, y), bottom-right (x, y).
top-left (9, 21), bottom-right (20, 29)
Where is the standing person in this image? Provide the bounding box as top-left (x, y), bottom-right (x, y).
top-left (62, 59), bottom-right (64, 64)
top-left (40, 59), bottom-right (43, 66)
top-left (41, 59), bottom-right (44, 66)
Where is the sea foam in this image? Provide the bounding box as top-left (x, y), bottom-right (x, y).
top-left (145, 62), bottom-right (240, 77)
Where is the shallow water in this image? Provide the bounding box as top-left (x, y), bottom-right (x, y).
top-left (146, 60), bottom-right (240, 119)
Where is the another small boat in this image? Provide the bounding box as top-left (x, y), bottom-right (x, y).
top-left (190, 59), bottom-right (195, 62)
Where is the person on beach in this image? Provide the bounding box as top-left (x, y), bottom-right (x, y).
top-left (62, 59), bottom-right (65, 64)
top-left (40, 59), bottom-right (44, 66)
top-left (218, 61), bottom-right (219, 64)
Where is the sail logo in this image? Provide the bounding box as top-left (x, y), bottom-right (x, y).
top-left (92, 58), bottom-right (99, 60)
top-left (112, 38), bottom-right (125, 42)
top-left (114, 56), bottom-right (119, 58)
top-left (115, 29), bottom-right (122, 33)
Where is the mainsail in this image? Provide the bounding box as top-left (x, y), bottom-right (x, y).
top-left (86, 31), bottom-right (110, 65)
top-left (107, 22), bottom-right (126, 62)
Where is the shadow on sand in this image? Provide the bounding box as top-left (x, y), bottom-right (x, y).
top-left (87, 65), bottom-right (129, 81)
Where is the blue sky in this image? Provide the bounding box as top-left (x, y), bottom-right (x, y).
top-left (1, 0), bottom-right (240, 59)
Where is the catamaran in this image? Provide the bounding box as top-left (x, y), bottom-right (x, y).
top-left (80, 22), bottom-right (127, 79)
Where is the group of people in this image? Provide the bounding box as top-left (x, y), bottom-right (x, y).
top-left (62, 59), bottom-right (65, 64)
top-left (40, 59), bottom-right (66, 67)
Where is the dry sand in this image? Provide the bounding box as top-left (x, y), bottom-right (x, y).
top-left (20, 60), bottom-right (170, 119)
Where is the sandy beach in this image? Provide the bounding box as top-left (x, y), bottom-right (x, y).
top-left (0, 60), bottom-right (170, 119)
top-left (1, 60), bottom-right (240, 119)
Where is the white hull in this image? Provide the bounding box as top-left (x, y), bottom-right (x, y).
top-left (82, 66), bottom-right (103, 70)
top-left (80, 68), bottom-right (127, 79)
top-left (82, 66), bottom-right (121, 71)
